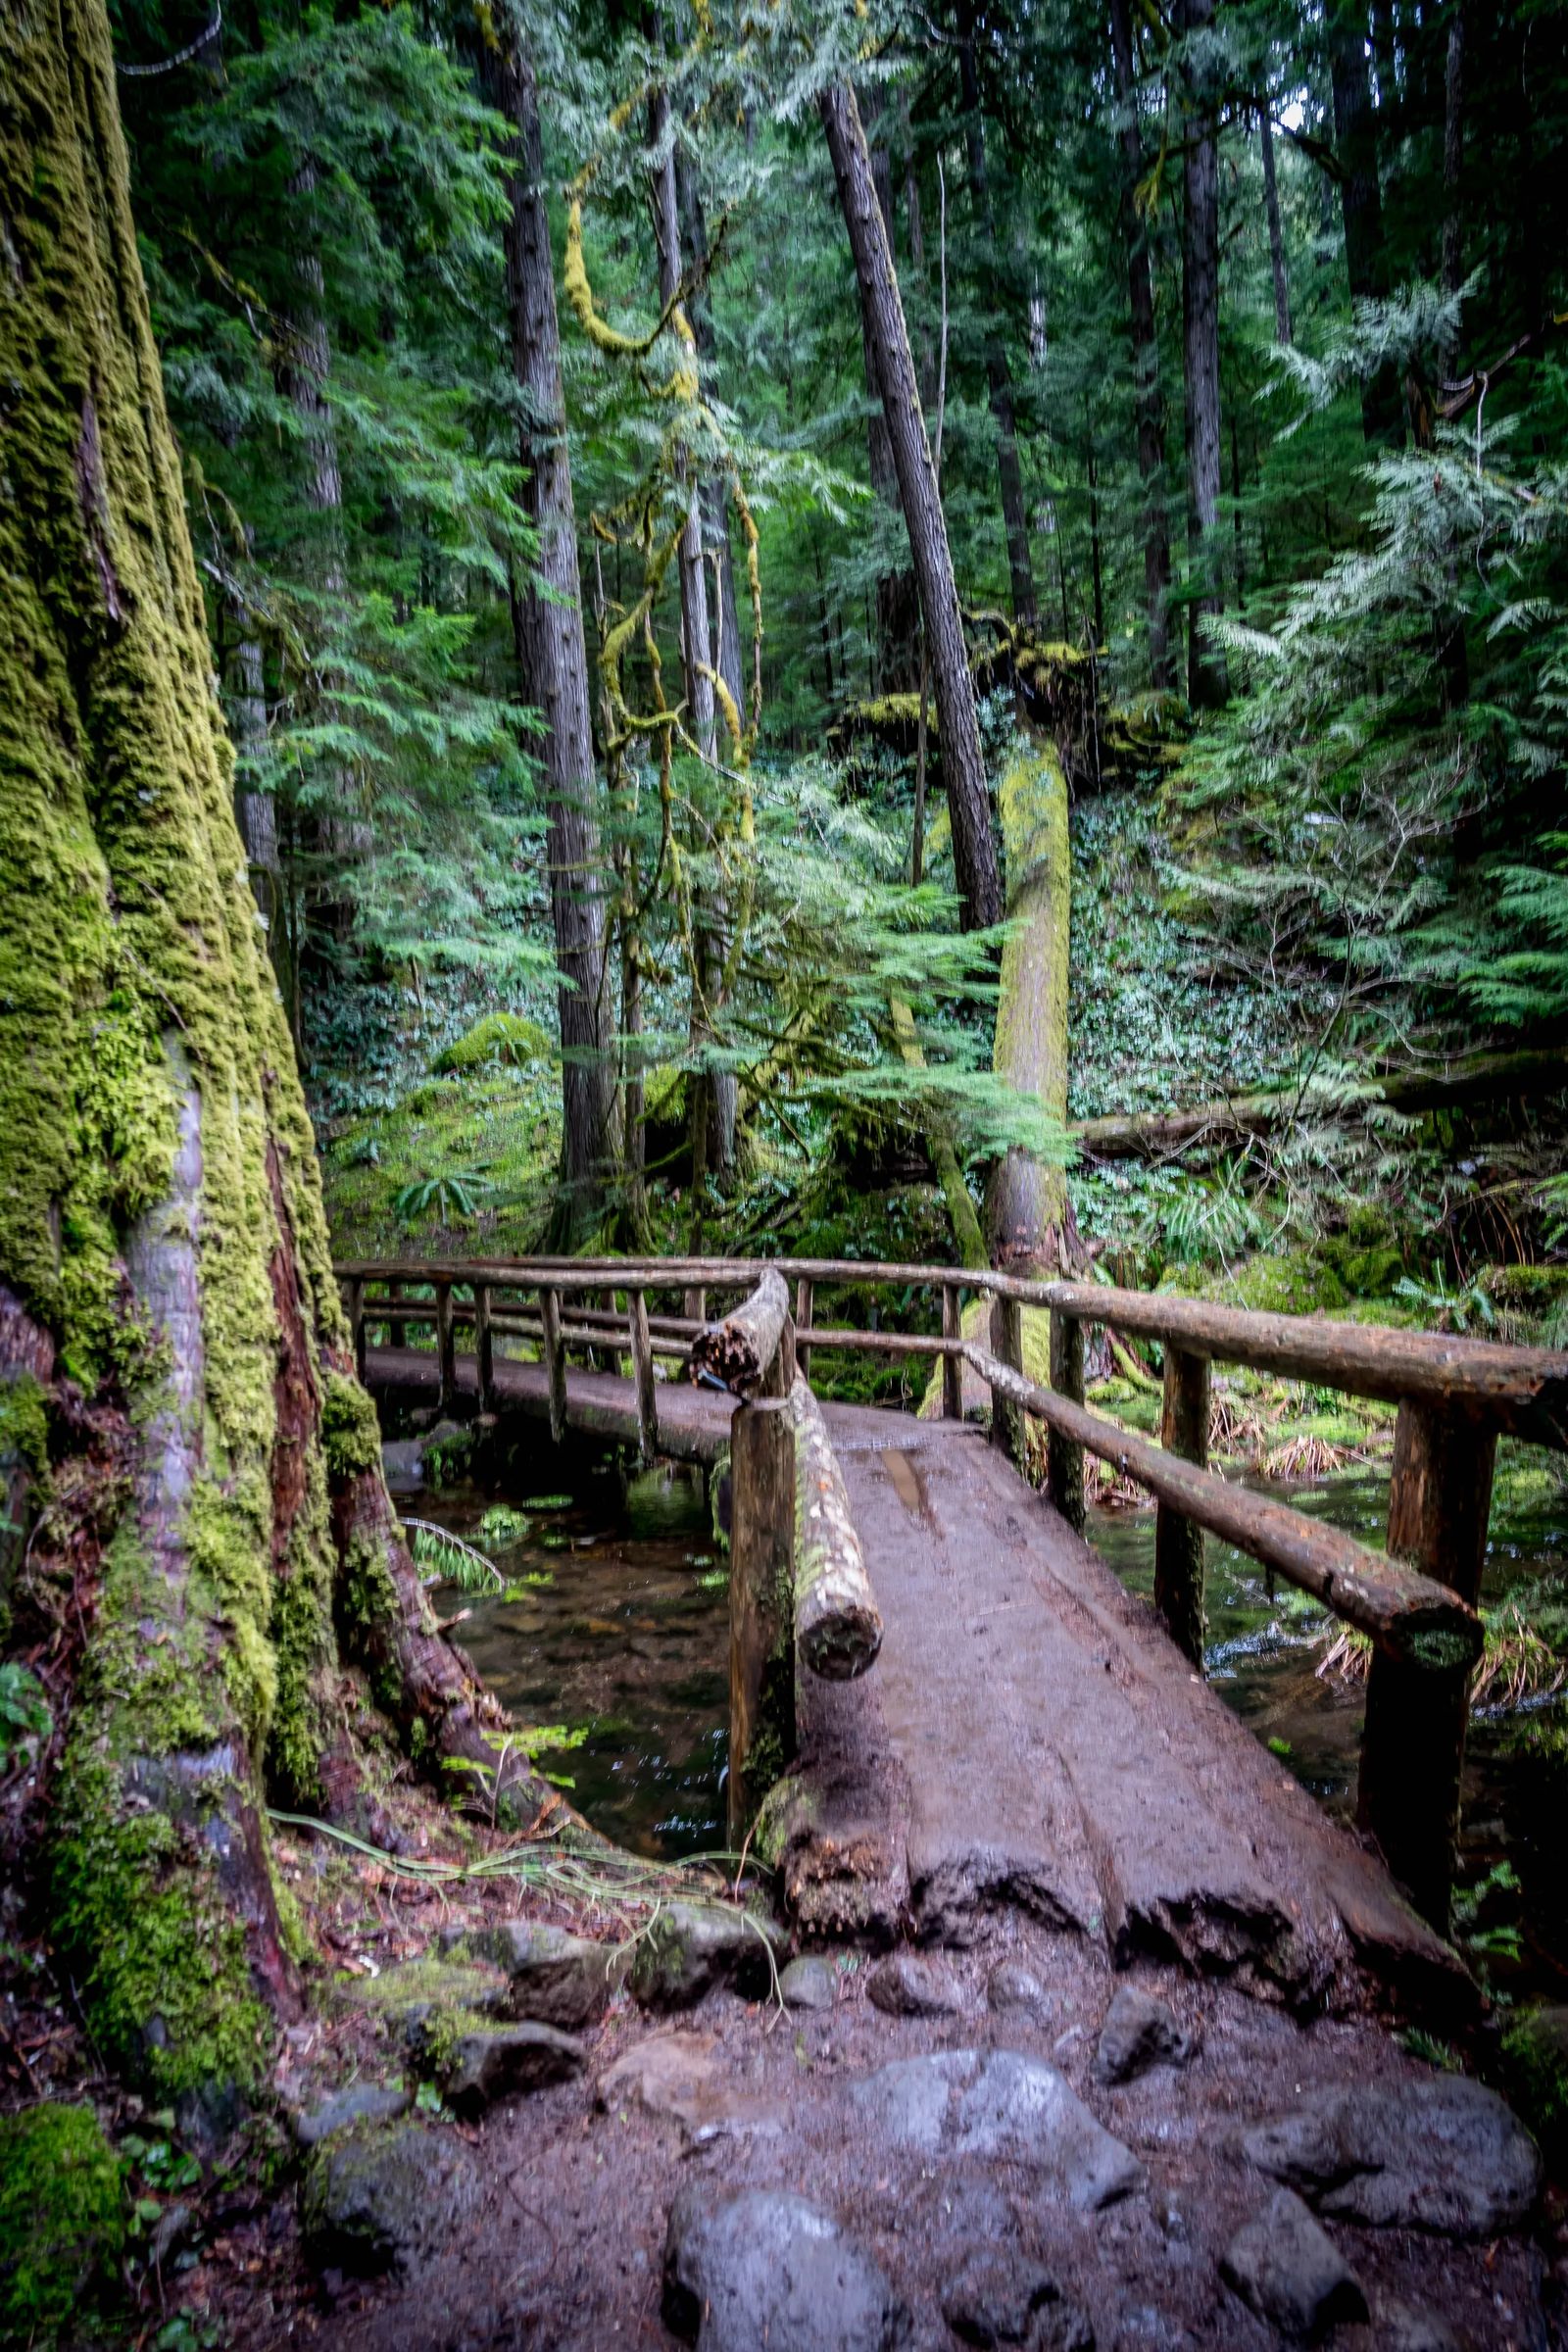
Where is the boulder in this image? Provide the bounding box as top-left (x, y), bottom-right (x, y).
top-left (293, 2082), bottom-right (411, 2148)
top-left (438, 2020), bottom-right (585, 2119)
top-left (943, 2247), bottom-right (1088, 2348)
top-left (1219, 2188), bottom-right (1367, 2341)
top-left (780, 1955), bottom-right (840, 2013)
top-left (1243, 2074), bottom-right (1541, 2237)
top-left (867, 1952), bottom-right (963, 2019)
top-left (629, 1901), bottom-right (786, 2009)
top-left (300, 2122), bottom-right (481, 2277)
top-left (1091, 1987), bottom-right (1195, 2087)
top-left (597, 2032), bottom-right (783, 2144)
top-left (474, 1918), bottom-right (619, 2030)
top-left (850, 2050), bottom-right (1143, 2211)
top-left (662, 2184), bottom-right (907, 2351)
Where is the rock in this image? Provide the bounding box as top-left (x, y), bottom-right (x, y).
top-left (380, 1439), bottom-right (426, 1494)
top-left (438, 2020), bottom-right (585, 2118)
top-left (473, 1918), bottom-right (619, 2030)
top-left (663, 2184), bottom-right (907, 2351)
top-left (986, 1963), bottom-right (1054, 2023)
top-left (1243, 2074), bottom-right (1542, 2237)
top-left (293, 2082), bottom-right (412, 2149)
top-left (1026, 2307), bottom-right (1095, 2352)
top-left (629, 1900), bottom-right (786, 2009)
top-left (1091, 1986), bottom-right (1195, 2087)
top-left (850, 2050), bottom-right (1143, 2211)
top-left (780, 1954), bottom-right (840, 2013)
top-left (943, 2248), bottom-right (1084, 2347)
top-left (597, 2032), bottom-right (782, 2144)
top-left (149, 2200), bottom-right (197, 2268)
top-left (300, 2122), bottom-right (481, 2278)
top-left (1373, 2296), bottom-right (1469, 2352)
top-left (1219, 2188), bottom-right (1367, 2342)
top-left (867, 1951), bottom-right (963, 2018)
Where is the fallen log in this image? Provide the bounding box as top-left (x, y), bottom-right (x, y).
top-left (1073, 1045), bottom-right (1568, 1162)
top-left (687, 1265), bottom-right (792, 1396)
top-left (790, 1375), bottom-right (882, 1679)
top-left (964, 1343), bottom-right (1483, 1672)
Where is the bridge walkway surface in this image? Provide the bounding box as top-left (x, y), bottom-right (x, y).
top-left (330, 1345), bottom-right (1554, 2352)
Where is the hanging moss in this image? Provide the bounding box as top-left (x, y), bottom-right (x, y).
top-left (0, 2101), bottom-right (124, 2342)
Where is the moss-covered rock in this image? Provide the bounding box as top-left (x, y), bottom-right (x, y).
top-left (628, 1899), bottom-right (786, 2009)
top-left (432, 1011), bottom-right (554, 1074)
top-left (299, 2119), bottom-right (482, 2277)
top-left (0, 2102), bottom-right (124, 2341)
top-left (1500, 2007), bottom-right (1568, 2168)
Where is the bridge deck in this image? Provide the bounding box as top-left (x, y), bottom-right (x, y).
top-left (365, 1346), bottom-right (1466, 2016)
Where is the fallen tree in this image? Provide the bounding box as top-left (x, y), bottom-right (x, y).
top-left (0, 0), bottom-right (564, 2118)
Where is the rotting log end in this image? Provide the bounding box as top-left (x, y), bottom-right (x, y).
top-left (791, 1375), bottom-right (882, 1679)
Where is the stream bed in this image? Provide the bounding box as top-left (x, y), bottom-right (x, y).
top-left (408, 1439), bottom-right (1568, 2004)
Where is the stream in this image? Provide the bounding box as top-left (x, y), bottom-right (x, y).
top-left (408, 1441), bottom-right (1568, 2005)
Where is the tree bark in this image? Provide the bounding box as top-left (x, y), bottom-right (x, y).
top-left (491, 39), bottom-right (617, 1235)
top-left (1258, 105), bottom-right (1293, 345)
top-left (675, 150), bottom-right (746, 718)
top-left (1329, 0), bottom-right (1402, 444)
top-left (958, 30), bottom-right (1038, 630)
top-left (1178, 0), bottom-right (1228, 708)
top-left (1441, 3), bottom-right (1464, 311)
top-left (860, 117), bottom-right (920, 689)
top-left (1108, 0), bottom-right (1174, 688)
top-left (819, 80), bottom-right (1002, 933)
top-left (0, 0), bottom-right (558, 2108)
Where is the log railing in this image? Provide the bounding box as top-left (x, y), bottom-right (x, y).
top-left (337, 1251), bottom-right (1567, 1925)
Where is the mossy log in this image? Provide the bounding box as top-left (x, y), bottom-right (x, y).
top-left (985, 750), bottom-right (1079, 1274)
top-left (790, 1377), bottom-right (882, 1679)
top-left (0, 0), bottom-right (563, 2111)
top-left (687, 1266), bottom-right (793, 1396)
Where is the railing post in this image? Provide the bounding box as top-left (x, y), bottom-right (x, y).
top-left (795, 1278), bottom-right (814, 1387)
top-left (1358, 1401), bottom-right (1496, 1930)
top-left (475, 1283), bottom-right (495, 1415)
top-left (540, 1287), bottom-right (566, 1446)
top-left (942, 1284), bottom-right (964, 1420)
top-left (346, 1279), bottom-right (367, 1380)
top-left (684, 1286), bottom-right (707, 1333)
top-left (1154, 1346), bottom-right (1209, 1667)
top-left (436, 1282), bottom-right (455, 1409)
top-left (386, 1279), bottom-right (407, 1351)
top-left (628, 1289), bottom-right (659, 1463)
top-left (727, 1396), bottom-right (797, 1845)
top-left (989, 1294), bottom-right (1025, 1466)
top-left (1048, 1307), bottom-right (1085, 1532)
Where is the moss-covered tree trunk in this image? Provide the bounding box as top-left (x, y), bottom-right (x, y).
top-left (0, 0), bottom-right (546, 2117)
top-left (984, 751), bottom-right (1078, 1273)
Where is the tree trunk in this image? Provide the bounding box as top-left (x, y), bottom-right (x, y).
top-left (1441, 3), bottom-right (1464, 312)
top-left (1329, 0), bottom-right (1402, 445)
top-left (0, 0), bottom-right (558, 2110)
top-left (675, 150), bottom-right (747, 718)
top-left (862, 122), bottom-right (921, 689)
top-left (958, 32), bottom-right (1038, 630)
top-left (819, 80), bottom-right (1002, 933)
top-left (984, 752), bottom-right (1077, 1272)
top-left (1178, 0), bottom-right (1228, 708)
top-left (1259, 105), bottom-right (1293, 345)
top-left (491, 39), bottom-right (617, 1236)
top-left (1108, 0), bottom-right (1174, 689)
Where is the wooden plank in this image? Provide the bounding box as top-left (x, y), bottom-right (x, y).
top-left (1048, 1306), bottom-right (1085, 1534)
top-left (1154, 1346), bottom-right (1209, 1667)
top-left (628, 1292), bottom-right (659, 1463)
top-left (795, 1278), bottom-right (814, 1386)
top-left (1358, 1401), bottom-right (1497, 1930)
top-left (964, 1342), bottom-right (1483, 1669)
top-left (540, 1287), bottom-right (566, 1446)
top-left (942, 1284), bottom-right (964, 1421)
top-left (728, 1397), bottom-right (798, 1844)
top-left (791, 1376), bottom-right (882, 1679)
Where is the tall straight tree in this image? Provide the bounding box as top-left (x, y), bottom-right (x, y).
top-left (957, 23), bottom-right (1039, 629)
top-left (675, 150), bottom-right (747, 718)
top-left (1107, 0), bottom-right (1174, 688)
top-left (0, 0), bottom-right (556, 2104)
top-left (860, 110), bottom-right (920, 688)
top-left (1329, 0), bottom-right (1401, 443)
top-left (490, 35), bottom-right (617, 1232)
top-left (1258, 103), bottom-right (1293, 345)
top-left (819, 79), bottom-right (1002, 931)
top-left (1178, 0), bottom-right (1227, 708)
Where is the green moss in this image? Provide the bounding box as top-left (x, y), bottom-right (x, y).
top-left (432, 1011), bottom-right (554, 1074)
top-left (1500, 2007), bottom-right (1568, 2166)
top-left (1164, 1251), bottom-right (1348, 1317)
top-left (0, 1373), bottom-right (50, 1480)
top-left (0, 2102), bottom-right (124, 2342)
top-left (322, 1373), bottom-right (384, 1482)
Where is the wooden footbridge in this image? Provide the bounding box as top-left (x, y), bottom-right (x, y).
top-left (340, 1251), bottom-right (1568, 2015)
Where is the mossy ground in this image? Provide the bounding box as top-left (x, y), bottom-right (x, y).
top-left (0, 2101), bottom-right (124, 2341)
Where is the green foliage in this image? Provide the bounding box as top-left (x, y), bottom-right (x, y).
top-left (392, 1169), bottom-right (496, 1226)
top-left (404, 1519), bottom-right (504, 1592)
top-left (0, 1661), bottom-right (51, 1773)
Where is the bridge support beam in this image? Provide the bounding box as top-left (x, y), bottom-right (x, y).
top-left (728, 1396), bottom-right (797, 1845)
top-left (1154, 1346), bottom-right (1209, 1667)
top-left (629, 1292), bottom-right (658, 1462)
top-left (1359, 1400), bottom-right (1495, 1932)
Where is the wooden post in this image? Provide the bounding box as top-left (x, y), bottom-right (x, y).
top-left (1048, 1307), bottom-right (1085, 1533)
top-left (1153, 1346), bottom-right (1209, 1667)
top-left (347, 1279), bottom-right (366, 1381)
top-left (386, 1279), bottom-right (407, 1350)
top-left (540, 1287), bottom-right (566, 1446)
top-left (475, 1283), bottom-right (495, 1414)
top-left (942, 1284), bottom-right (964, 1421)
top-left (436, 1283), bottom-right (456, 1409)
top-left (795, 1278), bottom-right (814, 1386)
top-left (1358, 1401), bottom-right (1497, 1930)
top-left (989, 1294), bottom-right (1025, 1466)
top-left (629, 1291), bottom-right (659, 1463)
top-left (728, 1396), bottom-right (797, 1845)
top-left (684, 1287), bottom-right (708, 1331)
